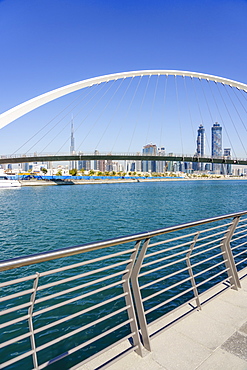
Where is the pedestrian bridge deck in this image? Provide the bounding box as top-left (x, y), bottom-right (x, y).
top-left (81, 269), bottom-right (247, 370)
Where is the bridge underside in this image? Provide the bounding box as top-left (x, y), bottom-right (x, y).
top-left (0, 154), bottom-right (246, 166)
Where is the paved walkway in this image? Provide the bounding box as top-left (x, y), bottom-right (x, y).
top-left (82, 272), bottom-right (247, 370)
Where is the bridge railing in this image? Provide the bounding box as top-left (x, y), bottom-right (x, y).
top-left (0, 211), bottom-right (247, 369)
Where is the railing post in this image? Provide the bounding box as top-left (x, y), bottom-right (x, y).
top-left (186, 232), bottom-right (201, 310)
top-left (221, 216), bottom-right (241, 290)
top-left (28, 272), bottom-right (40, 369)
top-left (130, 238), bottom-right (151, 352)
top-left (122, 241), bottom-right (143, 356)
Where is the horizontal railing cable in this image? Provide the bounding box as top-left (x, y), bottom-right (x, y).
top-left (33, 292), bottom-right (128, 335)
top-left (35, 268), bottom-right (129, 305)
top-left (33, 278), bottom-right (126, 317)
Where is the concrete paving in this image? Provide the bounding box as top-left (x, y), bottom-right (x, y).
top-left (80, 272), bottom-right (247, 370)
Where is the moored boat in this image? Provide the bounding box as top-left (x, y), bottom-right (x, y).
top-left (0, 176), bottom-right (22, 188)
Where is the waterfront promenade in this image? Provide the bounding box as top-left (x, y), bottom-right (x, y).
top-left (18, 176), bottom-right (247, 187)
top-left (1, 191), bottom-right (246, 369)
top-left (81, 270), bottom-right (247, 370)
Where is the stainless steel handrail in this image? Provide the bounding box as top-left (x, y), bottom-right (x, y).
top-left (0, 210), bottom-right (246, 272)
top-left (0, 210), bottom-right (247, 369)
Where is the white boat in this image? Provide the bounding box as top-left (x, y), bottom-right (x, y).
top-left (0, 176), bottom-right (21, 188)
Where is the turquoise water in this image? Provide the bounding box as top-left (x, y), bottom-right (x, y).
top-left (0, 180), bottom-right (247, 369)
top-left (0, 180), bottom-right (246, 260)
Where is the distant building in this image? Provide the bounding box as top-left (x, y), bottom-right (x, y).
top-left (106, 160), bottom-right (113, 172)
top-left (142, 144), bottom-right (157, 173)
top-left (79, 160), bottom-right (90, 171)
top-left (98, 160), bottom-right (106, 172)
top-left (93, 150), bottom-right (106, 172)
top-left (157, 147), bottom-right (166, 173)
top-left (223, 148), bottom-right (232, 175)
top-left (94, 150), bottom-right (100, 171)
top-left (193, 124), bottom-right (205, 171)
top-left (184, 162), bottom-right (193, 174)
top-left (167, 153), bottom-right (174, 172)
top-left (211, 122), bottom-right (222, 174)
top-left (78, 151), bottom-right (90, 171)
top-left (21, 162), bottom-right (29, 172)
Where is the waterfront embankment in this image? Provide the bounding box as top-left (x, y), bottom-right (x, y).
top-left (19, 177), bottom-right (247, 186)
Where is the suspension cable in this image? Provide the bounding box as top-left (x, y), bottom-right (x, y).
top-left (13, 86), bottom-right (92, 155)
top-left (232, 87), bottom-right (247, 114)
top-left (37, 82), bottom-right (107, 154)
top-left (159, 75), bottom-right (168, 149)
top-left (183, 76), bottom-right (195, 145)
top-left (128, 75), bottom-right (150, 152)
top-left (216, 83), bottom-right (247, 157)
top-left (175, 75), bottom-right (184, 154)
top-left (208, 81), bottom-right (237, 158)
top-left (54, 81), bottom-right (115, 154)
top-left (145, 74), bottom-right (159, 144)
top-left (76, 79), bottom-right (125, 152)
top-left (240, 89), bottom-right (247, 101)
top-left (111, 76), bottom-right (142, 153)
top-left (94, 78), bottom-right (126, 150)
top-left (199, 78), bottom-right (216, 155)
top-left (224, 85), bottom-right (247, 133)
top-left (191, 77), bottom-right (210, 155)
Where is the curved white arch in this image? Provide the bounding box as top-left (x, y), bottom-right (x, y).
top-left (0, 70), bottom-right (246, 129)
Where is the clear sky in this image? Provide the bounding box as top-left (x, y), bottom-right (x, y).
top-left (0, 0), bottom-right (246, 156)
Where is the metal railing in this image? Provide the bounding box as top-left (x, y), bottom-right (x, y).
top-left (0, 211), bottom-right (247, 369)
top-left (1, 151), bottom-right (247, 166)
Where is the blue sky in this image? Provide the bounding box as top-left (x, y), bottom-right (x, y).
top-left (0, 0), bottom-right (246, 156)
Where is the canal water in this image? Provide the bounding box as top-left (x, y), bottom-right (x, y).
top-left (1, 180), bottom-right (246, 369)
top-left (0, 180), bottom-right (246, 260)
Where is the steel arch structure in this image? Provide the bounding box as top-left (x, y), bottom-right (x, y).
top-left (0, 70), bottom-right (247, 130)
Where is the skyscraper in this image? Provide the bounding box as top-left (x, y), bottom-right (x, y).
top-left (197, 124), bottom-right (205, 156)
top-left (195, 124), bottom-right (205, 171)
top-left (211, 122), bottom-right (222, 173)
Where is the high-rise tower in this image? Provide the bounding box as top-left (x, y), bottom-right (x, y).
top-left (196, 124), bottom-right (205, 171)
top-left (211, 122), bottom-right (222, 173)
top-left (197, 124), bottom-right (205, 157)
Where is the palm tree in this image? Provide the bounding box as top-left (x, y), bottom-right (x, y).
top-left (41, 167), bottom-right (47, 175)
top-left (69, 169), bottom-right (78, 176)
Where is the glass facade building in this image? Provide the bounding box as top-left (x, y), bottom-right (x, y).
top-left (194, 124), bottom-right (205, 171)
top-left (223, 148), bottom-right (232, 175)
top-left (142, 144), bottom-right (157, 173)
top-left (211, 122), bottom-right (222, 173)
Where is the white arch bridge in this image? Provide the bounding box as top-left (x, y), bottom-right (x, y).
top-left (0, 70), bottom-right (247, 166)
